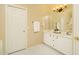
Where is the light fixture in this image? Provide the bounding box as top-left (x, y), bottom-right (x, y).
top-left (52, 4), bottom-right (68, 12)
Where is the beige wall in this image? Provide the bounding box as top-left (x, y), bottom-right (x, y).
top-left (26, 5), bottom-right (48, 47)
top-left (0, 4), bottom-right (5, 54)
top-left (0, 5), bottom-right (5, 41)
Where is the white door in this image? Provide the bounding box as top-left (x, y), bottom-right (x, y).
top-left (73, 4), bottom-right (79, 55)
top-left (75, 40), bottom-right (79, 54)
top-left (5, 5), bottom-right (27, 54)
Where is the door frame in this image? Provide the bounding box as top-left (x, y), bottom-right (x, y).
top-left (3, 4), bottom-right (27, 54)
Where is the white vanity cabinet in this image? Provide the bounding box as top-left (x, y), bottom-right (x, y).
top-left (44, 32), bottom-right (72, 54)
top-left (54, 36), bottom-right (72, 54)
top-left (44, 32), bottom-right (53, 47)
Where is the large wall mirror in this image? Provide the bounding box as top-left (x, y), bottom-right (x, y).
top-left (43, 4), bottom-right (72, 35)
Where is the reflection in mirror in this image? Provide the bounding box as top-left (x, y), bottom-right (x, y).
top-left (63, 5), bottom-right (72, 35)
top-left (43, 4), bottom-right (72, 35)
top-left (53, 5), bottom-right (72, 35)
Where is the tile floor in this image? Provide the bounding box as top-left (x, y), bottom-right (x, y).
top-left (11, 44), bottom-right (62, 55)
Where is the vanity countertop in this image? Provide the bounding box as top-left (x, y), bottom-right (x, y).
top-left (44, 30), bottom-right (72, 38)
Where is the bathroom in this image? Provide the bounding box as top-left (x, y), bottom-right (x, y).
top-left (0, 4), bottom-right (79, 55)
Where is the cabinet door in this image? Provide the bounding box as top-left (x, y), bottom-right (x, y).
top-left (44, 32), bottom-right (51, 45)
top-left (54, 37), bottom-right (72, 54)
top-left (53, 36), bottom-right (62, 51)
top-left (51, 33), bottom-right (57, 47)
top-left (44, 32), bottom-right (54, 47)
